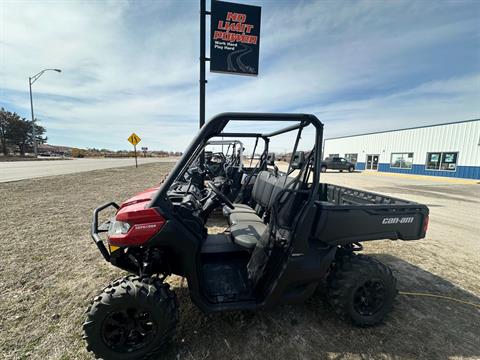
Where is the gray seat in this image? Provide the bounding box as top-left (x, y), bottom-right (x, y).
top-left (223, 171), bottom-right (271, 217)
top-left (226, 171), bottom-right (274, 224)
top-left (222, 203), bottom-right (256, 218)
top-left (230, 222), bottom-right (266, 249)
top-left (229, 212), bottom-right (263, 226)
top-left (213, 176), bottom-right (226, 184)
top-left (227, 170), bottom-right (294, 249)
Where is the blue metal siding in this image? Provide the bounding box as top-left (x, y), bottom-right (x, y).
top-left (356, 162), bottom-right (365, 170)
top-left (377, 163), bottom-right (480, 179)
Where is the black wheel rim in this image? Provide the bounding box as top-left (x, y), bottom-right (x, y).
top-left (101, 307), bottom-right (157, 353)
top-left (353, 280), bottom-right (386, 316)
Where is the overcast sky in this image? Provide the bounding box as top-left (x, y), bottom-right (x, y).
top-left (1, 0), bottom-right (479, 151)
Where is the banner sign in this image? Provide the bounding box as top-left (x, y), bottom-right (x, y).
top-left (210, 0), bottom-right (261, 76)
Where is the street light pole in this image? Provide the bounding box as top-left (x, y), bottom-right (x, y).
top-left (28, 77), bottom-right (37, 157)
top-left (28, 68), bottom-right (61, 157)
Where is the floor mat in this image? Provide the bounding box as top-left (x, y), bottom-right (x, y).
top-left (203, 261), bottom-right (250, 302)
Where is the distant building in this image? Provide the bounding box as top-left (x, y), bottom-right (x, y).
top-left (37, 144), bottom-right (72, 157)
top-left (323, 119), bottom-right (480, 179)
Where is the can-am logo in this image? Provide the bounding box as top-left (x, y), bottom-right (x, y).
top-left (382, 217), bottom-right (414, 225)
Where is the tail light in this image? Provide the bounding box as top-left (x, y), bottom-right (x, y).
top-left (108, 207), bottom-right (166, 246)
top-left (422, 215), bottom-right (429, 234)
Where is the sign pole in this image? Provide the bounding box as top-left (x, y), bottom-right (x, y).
top-left (128, 133), bottom-right (141, 169)
top-left (200, 0), bottom-right (206, 130)
top-left (199, 0), bottom-right (210, 176)
top-left (134, 145), bottom-right (138, 168)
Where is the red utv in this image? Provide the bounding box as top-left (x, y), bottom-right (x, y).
top-left (84, 113), bottom-right (429, 359)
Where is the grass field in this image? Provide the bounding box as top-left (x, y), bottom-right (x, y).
top-left (1, 163), bottom-right (479, 359)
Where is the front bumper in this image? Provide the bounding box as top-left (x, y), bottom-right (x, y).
top-left (90, 202), bottom-right (119, 261)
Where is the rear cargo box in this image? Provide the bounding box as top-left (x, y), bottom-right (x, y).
top-left (311, 184), bottom-right (429, 246)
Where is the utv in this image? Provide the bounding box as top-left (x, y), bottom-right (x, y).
top-left (85, 113), bottom-right (429, 359)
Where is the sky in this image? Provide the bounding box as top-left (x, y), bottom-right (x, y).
top-left (0, 0), bottom-right (479, 152)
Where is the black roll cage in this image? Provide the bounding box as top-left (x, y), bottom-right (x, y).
top-left (149, 112), bottom-right (324, 208)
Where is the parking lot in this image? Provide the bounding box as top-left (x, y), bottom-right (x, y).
top-left (0, 162), bottom-right (478, 359)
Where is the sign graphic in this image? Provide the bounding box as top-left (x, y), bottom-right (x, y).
top-left (128, 133), bottom-right (141, 146)
top-left (210, 0), bottom-right (261, 76)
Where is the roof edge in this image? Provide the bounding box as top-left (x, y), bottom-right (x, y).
top-left (325, 118), bottom-right (480, 141)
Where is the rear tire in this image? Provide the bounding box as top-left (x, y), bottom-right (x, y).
top-left (83, 276), bottom-right (178, 360)
top-left (321, 166), bottom-right (327, 172)
top-left (327, 254), bottom-right (397, 326)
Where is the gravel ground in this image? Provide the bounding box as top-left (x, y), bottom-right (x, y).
top-left (0, 163), bottom-right (479, 360)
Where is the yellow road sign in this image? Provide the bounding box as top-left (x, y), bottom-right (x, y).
top-left (128, 133), bottom-right (141, 146)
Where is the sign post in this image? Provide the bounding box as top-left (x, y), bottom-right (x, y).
top-left (127, 133), bottom-right (141, 168)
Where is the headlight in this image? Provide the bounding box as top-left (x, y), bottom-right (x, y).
top-left (108, 221), bottom-right (131, 235)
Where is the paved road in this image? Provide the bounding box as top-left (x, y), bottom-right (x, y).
top-left (0, 158), bottom-right (177, 183)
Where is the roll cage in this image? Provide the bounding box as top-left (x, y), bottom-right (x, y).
top-left (149, 112), bottom-right (324, 208)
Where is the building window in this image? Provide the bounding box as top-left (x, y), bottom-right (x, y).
top-left (426, 152), bottom-right (458, 171)
top-left (328, 153), bottom-right (339, 159)
top-left (344, 153), bottom-right (358, 164)
top-left (390, 153), bottom-right (413, 169)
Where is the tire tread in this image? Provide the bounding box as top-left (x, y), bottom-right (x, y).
top-left (327, 253), bottom-right (397, 326)
top-left (83, 275), bottom-right (178, 359)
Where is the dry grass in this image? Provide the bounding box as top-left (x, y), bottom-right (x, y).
top-left (0, 163), bottom-right (479, 360)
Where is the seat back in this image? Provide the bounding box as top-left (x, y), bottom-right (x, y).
top-left (250, 170), bottom-right (274, 208)
top-left (250, 171), bottom-right (297, 212)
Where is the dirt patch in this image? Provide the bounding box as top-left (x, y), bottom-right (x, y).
top-left (0, 163), bottom-right (479, 359)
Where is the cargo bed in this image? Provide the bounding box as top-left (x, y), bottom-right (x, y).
top-left (312, 184), bottom-right (429, 246)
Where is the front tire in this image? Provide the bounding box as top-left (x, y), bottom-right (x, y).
top-left (83, 276), bottom-right (178, 360)
top-left (327, 254), bottom-right (397, 326)
top-left (321, 166), bottom-right (327, 172)
top-left (348, 166), bottom-right (354, 172)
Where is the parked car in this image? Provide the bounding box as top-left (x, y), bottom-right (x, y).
top-left (321, 157), bottom-right (355, 172)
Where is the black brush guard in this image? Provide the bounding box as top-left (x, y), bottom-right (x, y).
top-left (90, 202), bottom-right (119, 261)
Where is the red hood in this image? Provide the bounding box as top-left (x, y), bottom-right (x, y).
top-left (119, 185), bottom-right (160, 210)
top-left (109, 185), bottom-right (166, 247)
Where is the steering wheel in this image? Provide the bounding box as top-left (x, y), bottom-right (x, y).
top-left (207, 181), bottom-right (234, 209)
top-left (204, 163), bottom-right (216, 176)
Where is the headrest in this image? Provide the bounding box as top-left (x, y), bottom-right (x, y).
top-left (266, 152), bottom-right (276, 166)
top-left (291, 151), bottom-right (305, 170)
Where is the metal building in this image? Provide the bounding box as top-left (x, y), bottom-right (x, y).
top-left (323, 119), bottom-right (480, 179)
